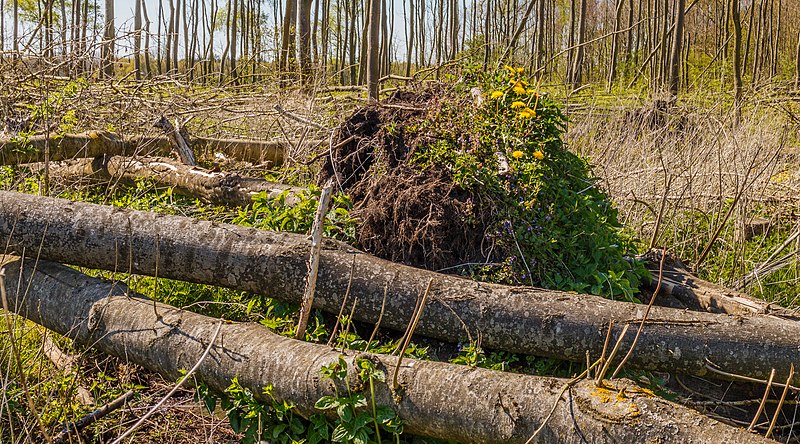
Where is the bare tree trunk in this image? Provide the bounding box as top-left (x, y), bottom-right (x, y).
top-left (607, 0), bottom-right (624, 90)
top-left (732, 0), bottom-right (744, 108)
top-left (280, 0), bottom-right (297, 77)
top-left (134, 0), bottom-right (143, 80)
top-left (366, 0), bottom-right (381, 99)
top-left (668, 0), bottom-right (685, 99)
top-left (570, 0), bottom-right (587, 86)
top-left (0, 133), bottom-right (291, 165)
top-left (2, 192), bottom-right (800, 383)
top-left (166, 0), bottom-right (174, 73)
top-left (230, 0), bottom-right (239, 82)
top-left (12, 0), bottom-right (18, 58)
top-left (142, 0), bottom-right (153, 78)
top-left (405, 0), bottom-right (415, 76)
top-left (796, 28), bottom-right (800, 90)
top-left (101, 0), bottom-right (115, 78)
top-left (296, 0), bottom-right (314, 89)
top-left (3, 258), bottom-right (773, 444)
top-left (52, 156), bottom-right (301, 206)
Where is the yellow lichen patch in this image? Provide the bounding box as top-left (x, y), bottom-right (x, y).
top-left (88, 131), bottom-right (99, 139)
top-left (591, 387), bottom-right (614, 403)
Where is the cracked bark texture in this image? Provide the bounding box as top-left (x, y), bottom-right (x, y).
top-left (0, 191), bottom-right (799, 383)
top-left (50, 155), bottom-right (302, 206)
top-left (1, 257), bottom-right (773, 444)
top-left (0, 132), bottom-right (291, 165)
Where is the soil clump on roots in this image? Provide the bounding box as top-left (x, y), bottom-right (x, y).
top-left (319, 85), bottom-right (485, 271)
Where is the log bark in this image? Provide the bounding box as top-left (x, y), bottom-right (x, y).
top-left (50, 155), bottom-right (303, 207)
top-left (0, 132), bottom-right (294, 166)
top-left (0, 191), bottom-right (799, 383)
top-left (640, 250), bottom-right (800, 320)
top-left (1, 257), bottom-right (773, 444)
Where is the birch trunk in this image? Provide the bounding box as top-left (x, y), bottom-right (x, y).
top-left (0, 192), bottom-right (799, 383)
top-left (50, 156), bottom-right (302, 207)
top-left (0, 133), bottom-right (292, 166)
top-left (1, 257), bottom-right (773, 444)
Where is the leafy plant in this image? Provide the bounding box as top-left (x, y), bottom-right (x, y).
top-left (409, 67), bottom-right (648, 300)
top-left (234, 185), bottom-right (358, 242)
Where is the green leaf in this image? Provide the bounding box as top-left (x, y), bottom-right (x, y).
top-left (314, 395), bottom-right (338, 410)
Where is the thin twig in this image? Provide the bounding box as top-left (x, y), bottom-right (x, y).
top-left (595, 323), bottom-right (631, 384)
top-left (594, 320), bottom-right (614, 385)
top-left (326, 254), bottom-right (357, 348)
top-left (749, 368), bottom-right (777, 432)
top-left (339, 297), bottom-right (359, 350)
top-left (365, 284), bottom-right (389, 351)
top-left (296, 178), bottom-right (335, 340)
top-left (111, 319), bottom-right (224, 444)
top-left (392, 278), bottom-right (433, 390)
top-left (53, 390), bottom-right (136, 444)
top-left (611, 248), bottom-right (667, 379)
top-left (767, 364), bottom-right (795, 439)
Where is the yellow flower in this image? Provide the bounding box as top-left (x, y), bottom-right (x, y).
top-left (517, 109), bottom-right (533, 118)
top-left (533, 150), bottom-right (545, 160)
top-left (513, 86), bottom-right (526, 95)
top-left (510, 101), bottom-right (525, 109)
top-left (504, 64), bottom-right (516, 74)
top-left (523, 107), bottom-right (536, 117)
top-left (515, 67), bottom-right (525, 73)
top-left (490, 90), bottom-right (504, 99)
top-left (511, 150), bottom-right (524, 159)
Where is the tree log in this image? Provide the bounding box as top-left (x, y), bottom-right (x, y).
top-left (1, 257), bottom-right (773, 444)
top-left (51, 155), bottom-right (303, 206)
top-left (0, 132), bottom-right (300, 166)
top-left (0, 191), bottom-right (799, 383)
top-left (640, 250), bottom-right (800, 320)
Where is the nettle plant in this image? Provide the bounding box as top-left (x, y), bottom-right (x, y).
top-left (415, 66), bottom-right (647, 300)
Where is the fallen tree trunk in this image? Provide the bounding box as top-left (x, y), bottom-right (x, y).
top-left (50, 155), bottom-right (303, 206)
top-left (1, 257), bottom-right (773, 444)
top-left (0, 191), bottom-right (798, 383)
top-left (641, 250), bottom-right (800, 320)
top-left (0, 132), bottom-right (302, 166)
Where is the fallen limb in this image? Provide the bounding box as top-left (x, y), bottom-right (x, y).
top-left (2, 257), bottom-right (773, 444)
top-left (0, 132), bottom-right (302, 166)
top-left (640, 250), bottom-right (800, 320)
top-left (52, 390), bottom-right (135, 444)
top-left (50, 155), bottom-right (303, 206)
top-left (0, 191), bottom-right (799, 383)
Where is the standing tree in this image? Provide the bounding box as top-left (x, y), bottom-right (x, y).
top-left (366, 0), bottom-right (380, 99)
top-left (668, 0), bottom-right (686, 98)
top-left (297, 0), bottom-right (314, 89)
top-left (101, 0), bottom-right (115, 78)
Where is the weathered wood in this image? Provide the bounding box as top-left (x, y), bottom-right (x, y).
top-left (0, 132), bottom-right (294, 166)
top-left (2, 257), bottom-right (773, 444)
top-left (51, 155), bottom-right (303, 207)
top-left (0, 191), bottom-right (799, 383)
top-left (640, 250), bottom-right (800, 320)
top-left (154, 116), bottom-right (197, 166)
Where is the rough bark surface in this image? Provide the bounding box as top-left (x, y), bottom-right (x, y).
top-left (1, 257), bottom-right (773, 444)
top-left (51, 155), bottom-right (302, 206)
top-left (1, 191), bottom-right (799, 383)
top-left (0, 132), bottom-right (291, 166)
